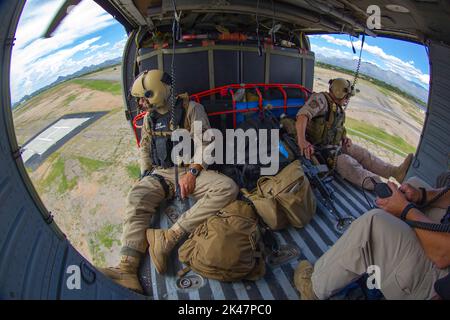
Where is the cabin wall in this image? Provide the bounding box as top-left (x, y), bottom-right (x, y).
top-left (406, 41), bottom-right (450, 185)
top-left (136, 44), bottom-right (315, 102)
top-left (0, 0), bottom-right (143, 300)
top-left (131, 44), bottom-right (314, 141)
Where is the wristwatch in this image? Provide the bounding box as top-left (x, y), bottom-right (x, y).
top-left (189, 167), bottom-right (200, 177)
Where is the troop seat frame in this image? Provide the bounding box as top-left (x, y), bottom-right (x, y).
top-left (132, 83), bottom-right (311, 146)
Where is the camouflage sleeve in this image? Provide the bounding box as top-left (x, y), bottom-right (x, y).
top-left (185, 101), bottom-right (211, 169)
top-left (139, 113), bottom-right (153, 174)
top-left (296, 92), bottom-right (329, 120)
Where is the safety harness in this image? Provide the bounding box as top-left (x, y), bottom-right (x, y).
top-left (148, 96), bottom-right (187, 168)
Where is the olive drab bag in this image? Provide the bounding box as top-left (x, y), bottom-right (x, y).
top-left (243, 160), bottom-right (316, 230)
top-left (178, 200), bottom-right (265, 282)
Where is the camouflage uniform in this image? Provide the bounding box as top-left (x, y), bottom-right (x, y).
top-left (121, 99), bottom-right (238, 257)
top-left (297, 92), bottom-right (407, 188)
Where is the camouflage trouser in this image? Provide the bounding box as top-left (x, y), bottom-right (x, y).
top-left (120, 167), bottom-right (239, 257)
top-left (336, 143), bottom-right (395, 189)
top-left (312, 177), bottom-right (450, 300)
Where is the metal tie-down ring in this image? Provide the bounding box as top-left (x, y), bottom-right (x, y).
top-left (176, 274), bottom-right (204, 290)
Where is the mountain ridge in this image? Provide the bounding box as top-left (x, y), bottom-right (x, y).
top-left (14, 53), bottom-right (429, 108)
top-left (314, 53), bottom-right (429, 104)
top-left (13, 57), bottom-right (122, 109)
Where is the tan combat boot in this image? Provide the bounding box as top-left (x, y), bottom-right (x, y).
top-left (391, 153), bottom-right (413, 183)
top-left (99, 255), bottom-right (143, 294)
top-left (147, 224), bottom-right (186, 274)
top-left (294, 260), bottom-right (318, 300)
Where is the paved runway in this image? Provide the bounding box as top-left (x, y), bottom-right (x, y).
top-left (22, 117), bottom-right (91, 163)
top-left (21, 112), bottom-right (107, 170)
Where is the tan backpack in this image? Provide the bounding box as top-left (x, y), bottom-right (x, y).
top-left (243, 160), bottom-right (317, 230)
top-left (178, 200), bottom-right (265, 282)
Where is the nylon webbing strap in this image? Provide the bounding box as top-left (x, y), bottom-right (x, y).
top-left (149, 173), bottom-right (171, 198)
top-left (240, 194), bottom-right (280, 253)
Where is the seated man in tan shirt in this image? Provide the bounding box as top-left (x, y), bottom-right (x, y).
top-left (99, 70), bottom-right (238, 293)
top-left (295, 78), bottom-right (413, 189)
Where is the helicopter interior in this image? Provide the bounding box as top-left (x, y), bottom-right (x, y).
top-left (0, 0), bottom-right (449, 300)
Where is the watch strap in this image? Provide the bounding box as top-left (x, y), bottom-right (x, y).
top-left (400, 203), bottom-right (416, 221)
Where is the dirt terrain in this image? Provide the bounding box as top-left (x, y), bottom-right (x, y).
top-left (81, 66), bottom-right (122, 82)
top-left (14, 83), bottom-right (121, 145)
top-left (12, 65), bottom-right (425, 268)
top-left (314, 67), bottom-right (425, 164)
top-left (314, 67), bottom-right (424, 149)
top-left (13, 67), bottom-right (139, 267)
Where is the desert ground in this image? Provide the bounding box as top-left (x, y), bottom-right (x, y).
top-left (12, 65), bottom-right (425, 268)
top-left (13, 66), bottom-right (140, 267)
top-left (314, 67), bottom-right (424, 164)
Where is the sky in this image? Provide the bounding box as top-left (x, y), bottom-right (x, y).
top-left (308, 34), bottom-right (430, 89)
top-left (10, 0), bottom-right (430, 103)
top-left (10, 0), bottom-right (127, 103)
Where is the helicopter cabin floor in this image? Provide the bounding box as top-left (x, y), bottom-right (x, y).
top-left (137, 174), bottom-right (376, 300)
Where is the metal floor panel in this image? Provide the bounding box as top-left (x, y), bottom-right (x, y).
top-left (138, 175), bottom-right (376, 300)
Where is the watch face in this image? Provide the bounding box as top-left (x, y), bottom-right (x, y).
top-left (190, 168), bottom-right (198, 176)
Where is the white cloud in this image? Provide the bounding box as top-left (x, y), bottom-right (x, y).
top-left (10, 0), bottom-right (124, 103)
top-left (418, 74), bottom-right (430, 84)
top-left (310, 44), bottom-right (353, 60)
top-left (87, 42), bottom-right (111, 54)
top-left (318, 35), bottom-right (430, 86)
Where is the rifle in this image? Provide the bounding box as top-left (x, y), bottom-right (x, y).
top-left (281, 133), bottom-right (354, 233)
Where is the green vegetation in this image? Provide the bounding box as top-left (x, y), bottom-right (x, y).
top-left (13, 82), bottom-right (68, 112)
top-left (72, 79), bottom-right (122, 95)
top-left (407, 112), bottom-right (425, 126)
top-left (88, 223), bottom-right (122, 266)
top-left (126, 163), bottom-right (141, 179)
top-left (13, 64), bottom-right (121, 109)
top-left (81, 64), bottom-right (120, 78)
top-left (98, 175), bottom-right (109, 185)
top-left (37, 156), bottom-right (112, 193)
top-left (39, 154), bottom-right (78, 194)
top-left (77, 156), bottom-right (112, 174)
top-left (89, 204), bottom-right (102, 216)
top-left (64, 94), bottom-right (77, 106)
top-left (316, 61), bottom-right (427, 108)
top-left (346, 117), bottom-right (416, 156)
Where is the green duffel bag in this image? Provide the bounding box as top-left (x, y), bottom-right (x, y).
top-left (178, 200), bottom-right (265, 282)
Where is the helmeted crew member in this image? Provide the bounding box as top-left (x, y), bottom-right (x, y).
top-left (295, 78), bottom-right (413, 190)
top-left (99, 70), bottom-right (239, 293)
top-left (294, 175), bottom-right (450, 300)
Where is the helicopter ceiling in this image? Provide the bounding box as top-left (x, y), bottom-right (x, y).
top-left (44, 0), bottom-right (450, 45)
